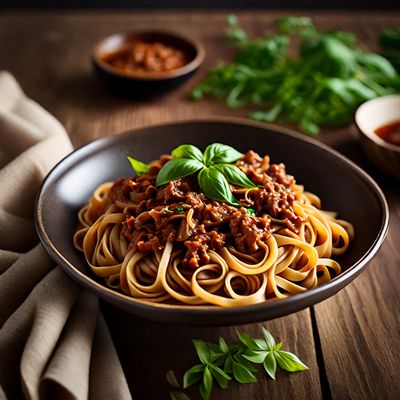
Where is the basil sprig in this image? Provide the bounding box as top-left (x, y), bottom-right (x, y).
top-left (127, 143), bottom-right (256, 206)
top-left (171, 327), bottom-right (308, 400)
top-left (159, 143), bottom-right (256, 206)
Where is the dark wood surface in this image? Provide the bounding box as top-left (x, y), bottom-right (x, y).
top-left (1, 10), bottom-right (399, 400)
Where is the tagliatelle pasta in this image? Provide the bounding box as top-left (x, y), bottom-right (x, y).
top-left (73, 148), bottom-right (353, 307)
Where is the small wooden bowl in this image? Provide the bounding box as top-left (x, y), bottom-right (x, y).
top-left (92, 30), bottom-right (205, 96)
top-left (355, 94), bottom-right (400, 178)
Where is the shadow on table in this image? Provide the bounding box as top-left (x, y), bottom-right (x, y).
top-left (54, 72), bottom-right (162, 113)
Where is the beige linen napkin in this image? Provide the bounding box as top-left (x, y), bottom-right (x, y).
top-left (0, 72), bottom-right (132, 400)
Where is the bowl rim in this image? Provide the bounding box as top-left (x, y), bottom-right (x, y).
top-left (355, 94), bottom-right (400, 153)
top-left (35, 117), bottom-right (389, 319)
top-left (92, 29), bottom-right (205, 81)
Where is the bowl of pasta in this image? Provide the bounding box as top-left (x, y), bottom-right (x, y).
top-left (35, 119), bottom-right (388, 325)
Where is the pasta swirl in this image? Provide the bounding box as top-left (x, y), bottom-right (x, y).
top-left (74, 149), bottom-right (353, 307)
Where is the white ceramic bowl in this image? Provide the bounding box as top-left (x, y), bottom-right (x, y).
top-left (355, 94), bottom-right (400, 178)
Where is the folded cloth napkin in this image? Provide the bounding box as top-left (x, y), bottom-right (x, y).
top-left (0, 72), bottom-right (132, 400)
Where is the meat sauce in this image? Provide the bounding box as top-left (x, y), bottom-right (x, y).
top-left (102, 41), bottom-right (189, 74)
top-left (107, 151), bottom-right (305, 268)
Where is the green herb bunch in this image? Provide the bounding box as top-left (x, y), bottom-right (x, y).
top-left (169, 328), bottom-right (308, 400)
top-left (128, 143), bottom-right (256, 206)
top-left (191, 15), bottom-right (400, 135)
top-left (380, 27), bottom-right (400, 73)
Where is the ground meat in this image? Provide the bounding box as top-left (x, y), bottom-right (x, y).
top-left (230, 210), bottom-right (271, 253)
top-left (113, 150), bottom-right (303, 268)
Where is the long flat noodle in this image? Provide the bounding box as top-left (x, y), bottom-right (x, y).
top-left (220, 236), bottom-right (278, 275)
top-left (274, 234), bottom-right (318, 272)
top-left (192, 268), bottom-right (267, 307)
top-left (121, 243), bottom-right (173, 301)
top-left (82, 182), bottom-right (113, 225)
top-left (81, 212), bottom-right (127, 278)
top-left (74, 157), bottom-right (354, 307)
top-left (159, 243), bottom-right (212, 305)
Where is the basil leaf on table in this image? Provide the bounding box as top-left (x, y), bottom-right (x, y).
top-left (127, 156), bottom-right (150, 176)
top-left (214, 164), bottom-right (256, 188)
top-left (203, 143), bottom-right (243, 165)
top-left (233, 353), bottom-right (258, 373)
top-left (192, 340), bottom-right (211, 364)
top-left (218, 336), bottom-right (230, 354)
top-left (223, 356), bottom-right (233, 374)
top-left (183, 364), bottom-right (204, 388)
top-left (263, 351), bottom-right (277, 380)
top-left (274, 350), bottom-right (309, 372)
top-left (231, 359), bottom-right (257, 383)
top-left (262, 327), bottom-right (276, 349)
top-left (171, 144), bottom-right (204, 163)
top-left (156, 158), bottom-right (203, 186)
top-left (243, 349), bottom-right (267, 364)
top-left (199, 366), bottom-right (213, 400)
top-left (208, 364), bottom-right (231, 389)
top-left (170, 392), bottom-right (191, 400)
top-left (237, 331), bottom-right (266, 351)
top-left (198, 167), bottom-right (239, 206)
top-left (177, 327), bottom-right (309, 399)
top-left (166, 370), bottom-right (181, 388)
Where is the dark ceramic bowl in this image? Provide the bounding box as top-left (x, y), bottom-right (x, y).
top-left (92, 30), bottom-right (205, 96)
top-left (35, 119), bottom-right (389, 326)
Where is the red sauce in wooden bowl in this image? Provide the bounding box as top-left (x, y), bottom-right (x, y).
top-left (374, 121), bottom-right (400, 147)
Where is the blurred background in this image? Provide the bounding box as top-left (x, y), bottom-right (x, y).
top-left (2, 0), bottom-right (399, 9)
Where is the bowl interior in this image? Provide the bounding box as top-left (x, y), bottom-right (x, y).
top-left (355, 94), bottom-right (400, 150)
top-left (36, 120), bottom-right (388, 325)
top-left (94, 31), bottom-right (201, 79)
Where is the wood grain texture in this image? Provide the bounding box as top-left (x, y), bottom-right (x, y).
top-left (1, 10), bottom-right (399, 400)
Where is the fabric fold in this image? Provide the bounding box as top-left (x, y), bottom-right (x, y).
top-left (0, 71), bottom-right (131, 400)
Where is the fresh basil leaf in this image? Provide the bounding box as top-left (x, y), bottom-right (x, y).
top-left (228, 343), bottom-right (243, 353)
top-left (199, 367), bottom-right (213, 400)
top-left (166, 370), bottom-right (181, 388)
top-left (208, 364), bottom-right (231, 389)
top-left (233, 353), bottom-right (258, 373)
top-left (214, 164), bottom-right (256, 188)
top-left (183, 364), bottom-right (204, 388)
top-left (224, 357), bottom-right (233, 374)
top-left (232, 359), bottom-right (257, 383)
top-left (254, 338), bottom-right (268, 350)
top-left (198, 167), bottom-right (239, 206)
top-left (192, 340), bottom-right (211, 365)
top-left (274, 350), bottom-right (309, 372)
top-left (170, 392), bottom-right (191, 400)
top-left (203, 143), bottom-right (243, 165)
top-left (273, 342), bottom-right (283, 351)
top-left (208, 342), bottom-right (222, 355)
top-left (156, 158), bottom-right (203, 186)
top-left (262, 328), bottom-right (276, 349)
top-left (127, 156), bottom-right (150, 176)
top-left (356, 52), bottom-right (397, 79)
top-left (218, 337), bottom-right (230, 354)
top-left (263, 351), bottom-right (277, 380)
top-left (243, 349), bottom-right (267, 364)
top-left (171, 144), bottom-right (204, 163)
top-left (237, 332), bottom-right (266, 351)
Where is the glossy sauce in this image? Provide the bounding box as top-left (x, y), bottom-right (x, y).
top-left (374, 120), bottom-right (400, 146)
top-left (102, 41), bottom-right (189, 74)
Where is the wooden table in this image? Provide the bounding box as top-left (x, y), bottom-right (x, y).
top-left (2, 10), bottom-right (399, 400)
